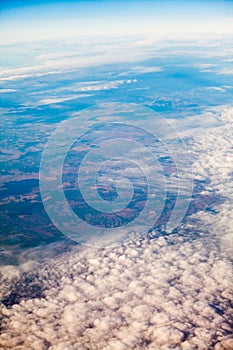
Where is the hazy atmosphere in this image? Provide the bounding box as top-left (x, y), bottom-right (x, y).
top-left (0, 1), bottom-right (233, 349)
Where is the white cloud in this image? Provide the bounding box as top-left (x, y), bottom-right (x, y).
top-left (132, 66), bottom-right (162, 74)
top-left (205, 87), bottom-right (225, 92)
top-left (218, 68), bottom-right (233, 75)
top-left (0, 40), bottom-right (152, 81)
top-left (119, 66), bottom-right (162, 76)
top-left (36, 95), bottom-right (91, 106)
top-left (195, 63), bottom-right (216, 70)
top-left (26, 79), bottom-right (137, 106)
top-left (0, 88), bottom-right (16, 93)
top-left (175, 106), bottom-right (233, 257)
top-left (70, 80), bottom-right (126, 92)
top-left (0, 232), bottom-right (232, 349)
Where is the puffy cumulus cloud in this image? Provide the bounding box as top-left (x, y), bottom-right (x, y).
top-left (186, 106), bottom-right (233, 257)
top-left (0, 233), bottom-right (232, 350)
top-left (0, 261), bottom-right (39, 301)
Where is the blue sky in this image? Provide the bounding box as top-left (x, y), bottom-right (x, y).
top-left (0, 0), bottom-right (233, 43)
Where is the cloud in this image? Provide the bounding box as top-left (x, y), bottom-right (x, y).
top-left (0, 88), bottom-right (16, 93)
top-left (0, 40), bottom-right (151, 81)
top-left (119, 66), bottom-right (162, 76)
top-left (26, 80), bottom-right (137, 107)
top-left (0, 232), bottom-right (232, 349)
top-left (68, 80), bottom-right (127, 92)
top-left (195, 63), bottom-right (216, 70)
top-left (204, 87), bottom-right (225, 92)
top-left (173, 106), bottom-right (233, 258)
top-left (36, 95), bottom-right (91, 106)
top-left (217, 68), bottom-right (233, 75)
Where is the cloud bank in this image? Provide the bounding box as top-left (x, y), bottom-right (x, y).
top-left (187, 106), bottom-right (233, 257)
top-left (0, 232), bottom-right (232, 350)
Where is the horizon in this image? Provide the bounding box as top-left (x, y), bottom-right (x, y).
top-left (1, 0), bottom-right (233, 44)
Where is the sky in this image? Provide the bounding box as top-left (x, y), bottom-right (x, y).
top-left (0, 2), bottom-right (233, 349)
top-left (0, 0), bottom-right (233, 44)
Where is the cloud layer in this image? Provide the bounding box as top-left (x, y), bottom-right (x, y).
top-left (187, 106), bottom-right (233, 257)
top-left (0, 232), bottom-right (232, 350)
